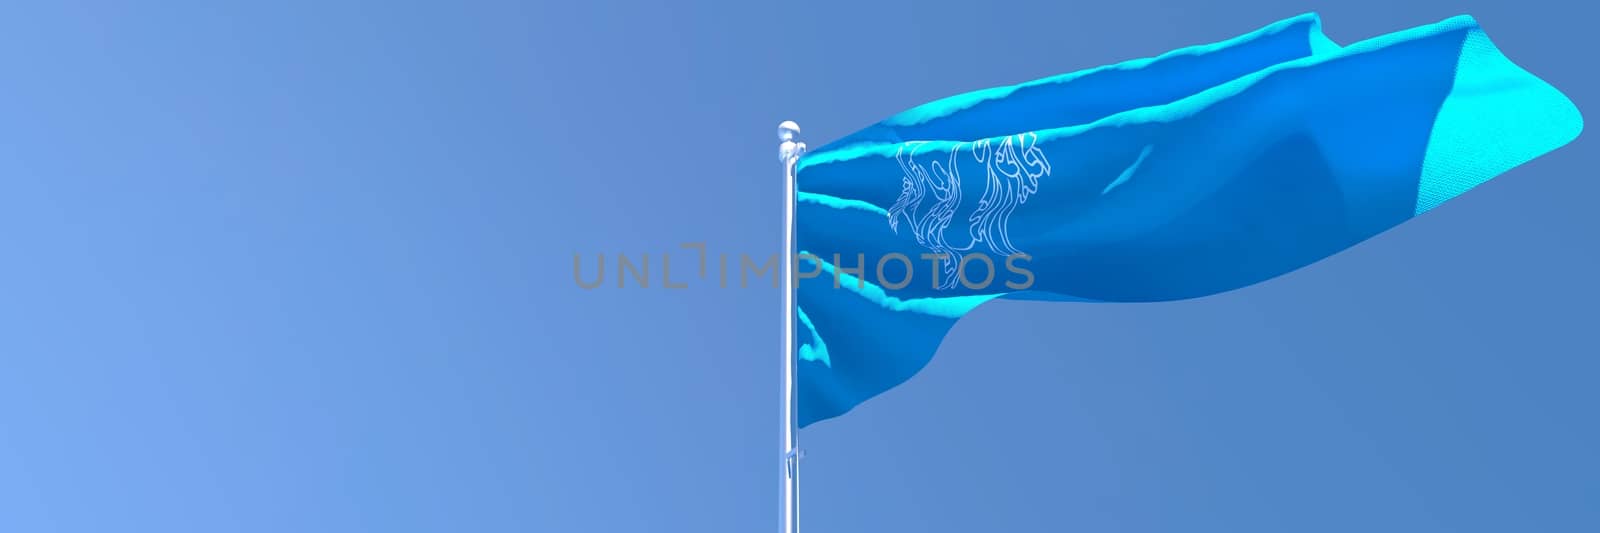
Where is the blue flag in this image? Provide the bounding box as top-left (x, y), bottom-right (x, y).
top-left (794, 13), bottom-right (1582, 427)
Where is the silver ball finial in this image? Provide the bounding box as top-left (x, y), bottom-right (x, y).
top-left (778, 120), bottom-right (805, 164)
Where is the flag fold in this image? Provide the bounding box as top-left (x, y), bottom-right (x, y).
top-left (795, 13), bottom-right (1582, 427)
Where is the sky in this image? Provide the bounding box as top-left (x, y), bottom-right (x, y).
top-left (0, 1), bottom-right (1594, 531)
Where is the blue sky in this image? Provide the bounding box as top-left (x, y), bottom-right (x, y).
top-left (1, 1), bottom-right (1595, 531)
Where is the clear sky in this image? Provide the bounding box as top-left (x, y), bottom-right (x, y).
top-left (0, 1), bottom-right (1594, 532)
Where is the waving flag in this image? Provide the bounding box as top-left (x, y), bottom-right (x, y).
top-left (793, 13), bottom-right (1582, 427)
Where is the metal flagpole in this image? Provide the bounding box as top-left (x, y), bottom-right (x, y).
top-left (778, 121), bottom-right (805, 533)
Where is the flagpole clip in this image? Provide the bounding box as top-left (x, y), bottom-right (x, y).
top-left (784, 448), bottom-right (806, 479)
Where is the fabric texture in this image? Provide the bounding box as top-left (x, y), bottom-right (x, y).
top-left (794, 13), bottom-right (1582, 427)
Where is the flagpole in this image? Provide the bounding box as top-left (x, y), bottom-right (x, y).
top-left (778, 121), bottom-right (805, 533)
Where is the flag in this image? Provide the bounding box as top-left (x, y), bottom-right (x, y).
top-left (793, 13), bottom-right (1582, 427)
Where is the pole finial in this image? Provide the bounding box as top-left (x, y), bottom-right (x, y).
top-left (779, 121), bottom-right (805, 164)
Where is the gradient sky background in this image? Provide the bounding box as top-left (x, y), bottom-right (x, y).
top-left (0, 1), bottom-right (1595, 532)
